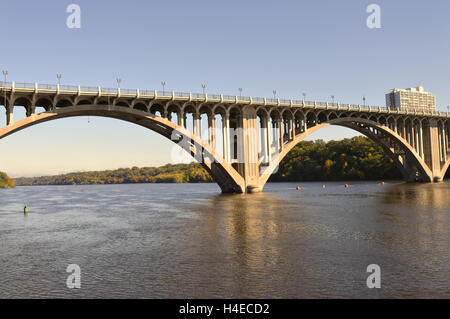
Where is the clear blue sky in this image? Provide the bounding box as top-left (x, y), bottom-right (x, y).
top-left (1, 0), bottom-right (450, 177)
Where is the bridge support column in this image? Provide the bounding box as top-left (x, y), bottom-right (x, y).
top-left (419, 121), bottom-right (424, 159)
top-left (240, 107), bottom-right (262, 192)
top-left (266, 117), bottom-right (272, 163)
top-left (222, 113), bottom-right (230, 162)
top-left (424, 119), bottom-right (443, 182)
top-left (442, 124), bottom-right (447, 162)
top-left (260, 116), bottom-right (268, 163)
top-left (193, 113), bottom-right (201, 137)
top-left (278, 118), bottom-right (284, 152)
top-left (5, 106), bottom-right (13, 126)
top-left (292, 118), bottom-right (296, 140)
top-left (208, 115), bottom-right (215, 150)
top-left (179, 111), bottom-right (185, 128)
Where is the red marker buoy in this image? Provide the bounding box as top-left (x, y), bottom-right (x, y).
top-left (296, 186), bottom-right (300, 190)
top-left (381, 182), bottom-right (385, 185)
top-left (345, 184), bottom-right (349, 188)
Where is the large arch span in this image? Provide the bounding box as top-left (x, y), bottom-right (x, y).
top-left (258, 117), bottom-right (433, 188)
top-left (0, 105), bottom-right (246, 193)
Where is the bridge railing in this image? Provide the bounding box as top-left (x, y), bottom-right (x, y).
top-left (1, 81), bottom-right (450, 117)
top-left (101, 87), bottom-right (118, 94)
top-left (60, 85), bottom-right (79, 91)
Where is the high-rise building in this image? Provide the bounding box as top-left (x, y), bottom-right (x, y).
top-left (386, 86), bottom-right (436, 112)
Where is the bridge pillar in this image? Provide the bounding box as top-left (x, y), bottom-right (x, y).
top-left (260, 116), bottom-right (268, 163)
top-left (222, 113), bottom-right (230, 162)
top-left (240, 107), bottom-right (262, 192)
top-left (441, 124), bottom-right (447, 162)
top-left (266, 117), bottom-right (272, 163)
top-left (424, 119), bottom-right (443, 181)
top-left (179, 111), bottom-right (185, 127)
top-left (208, 115), bottom-right (215, 149)
top-left (193, 113), bottom-right (201, 137)
top-left (5, 106), bottom-right (13, 126)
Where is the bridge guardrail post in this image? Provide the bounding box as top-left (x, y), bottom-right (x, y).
top-left (12, 81), bottom-right (15, 93)
top-left (34, 82), bottom-right (38, 93)
top-left (98, 86), bottom-right (102, 97)
top-left (136, 89), bottom-right (140, 98)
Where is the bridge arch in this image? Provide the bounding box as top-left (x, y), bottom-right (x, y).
top-left (258, 116), bottom-right (434, 188)
top-left (0, 105), bottom-right (246, 193)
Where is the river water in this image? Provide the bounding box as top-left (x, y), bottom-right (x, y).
top-left (0, 181), bottom-right (448, 298)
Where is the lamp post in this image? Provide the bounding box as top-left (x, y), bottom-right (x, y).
top-left (238, 88), bottom-right (242, 99)
top-left (116, 77), bottom-right (122, 89)
top-left (302, 92), bottom-right (306, 101)
top-left (273, 90), bottom-right (277, 100)
top-left (202, 84), bottom-right (207, 95)
top-left (363, 96), bottom-right (366, 107)
top-left (2, 70), bottom-right (7, 85)
top-left (161, 81), bottom-right (166, 95)
top-left (56, 74), bottom-right (62, 85)
top-left (331, 95), bottom-right (335, 104)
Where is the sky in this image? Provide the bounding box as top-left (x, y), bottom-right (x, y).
top-left (1, 0), bottom-right (450, 177)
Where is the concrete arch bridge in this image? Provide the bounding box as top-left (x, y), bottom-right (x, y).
top-left (1, 81), bottom-right (449, 193)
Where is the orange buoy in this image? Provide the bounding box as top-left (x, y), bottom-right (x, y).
top-left (296, 186), bottom-right (300, 190)
top-left (381, 182), bottom-right (385, 185)
top-left (345, 184), bottom-right (349, 188)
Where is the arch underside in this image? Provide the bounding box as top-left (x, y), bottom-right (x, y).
top-left (0, 105), bottom-right (247, 193)
top-left (258, 117), bottom-right (435, 188)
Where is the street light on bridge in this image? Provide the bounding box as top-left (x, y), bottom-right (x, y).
top-left (363, 96), bottom-right (366, 107)
top-left (302, 92), bottom-right (306, 101)
top-left (56, 74), bottom-right (62, 85)
top-left (116, 77), bottom-right (122, 89)
top-left (201, 84), bottom-right (207, 96)
top-left (331, 95), bottom-right (335, 104)
top-left (2, 70), bottom-right (7, 85)
top-left (238, 88), bottom-right (242, 99)
top-left (161, 81), bottom-right (166, 95)
top-left (273, 90), bottom-right (277, 100)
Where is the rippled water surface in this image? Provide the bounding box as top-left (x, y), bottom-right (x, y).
top-left (0, 182), bottom-right (449, 298)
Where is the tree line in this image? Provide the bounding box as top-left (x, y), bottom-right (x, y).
top-left (13, 137), bottom-right (406, 187)
top-left (0, 172), bottom-right (16, 188)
